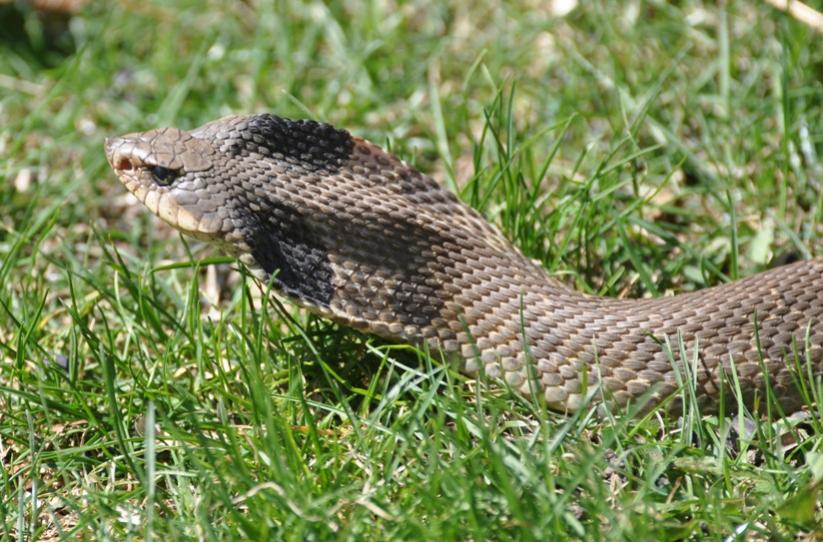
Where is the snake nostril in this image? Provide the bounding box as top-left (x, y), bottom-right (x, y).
top-left (115, 158), bottom-right (134, 171)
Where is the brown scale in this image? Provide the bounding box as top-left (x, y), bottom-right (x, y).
top-left (105, 113), bottom-right (823, 414)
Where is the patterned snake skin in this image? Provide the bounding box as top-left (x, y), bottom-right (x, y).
top-left (105, 114), bottom-right (823, 412)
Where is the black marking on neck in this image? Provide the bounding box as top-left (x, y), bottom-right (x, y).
top-left (230, 114), bottom-right (355, 172)
top-left (246, 203), bottom-right (335, 308)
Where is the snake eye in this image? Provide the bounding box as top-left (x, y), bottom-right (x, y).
top-left (149, 166), bottom-right (178, 186)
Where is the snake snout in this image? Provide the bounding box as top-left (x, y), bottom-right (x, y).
top-left (104, 137), bottom-right (136, 171)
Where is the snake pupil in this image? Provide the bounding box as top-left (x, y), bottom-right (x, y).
top-left (149, 166), bottom-right (177, 185)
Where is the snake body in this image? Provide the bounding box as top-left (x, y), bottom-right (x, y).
top-left (105, 114), bottom-right (823, 412)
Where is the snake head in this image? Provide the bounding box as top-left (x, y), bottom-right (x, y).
top-left (105, 114), bottom-right (365, 308)
top-left (104, 124), bottom-right (233, 241)
top-left (105, 115), bottom-right (357, 248)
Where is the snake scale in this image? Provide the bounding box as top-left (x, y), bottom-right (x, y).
top-left (105, 114), bottom-right (823, 413)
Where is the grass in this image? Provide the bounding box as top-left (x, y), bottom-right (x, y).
top-left (1, 0), bottom-right (822, 539)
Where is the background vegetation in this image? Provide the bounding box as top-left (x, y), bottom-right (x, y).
top-left (1, 0), bottom-right (821, 539)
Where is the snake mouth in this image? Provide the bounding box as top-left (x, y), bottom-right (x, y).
top-left (116, 177), bottom-right (228, 243)
top-left (131, 186), bottom-right (217, 241)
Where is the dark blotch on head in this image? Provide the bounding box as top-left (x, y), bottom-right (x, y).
top-left (229, 114), bottom-right (355, 172)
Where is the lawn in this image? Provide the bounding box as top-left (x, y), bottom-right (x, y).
top-left (1, 0), bottom-right (822, 539)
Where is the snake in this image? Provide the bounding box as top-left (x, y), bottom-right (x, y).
top-left (104, 113), bottom-right (823, 413)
